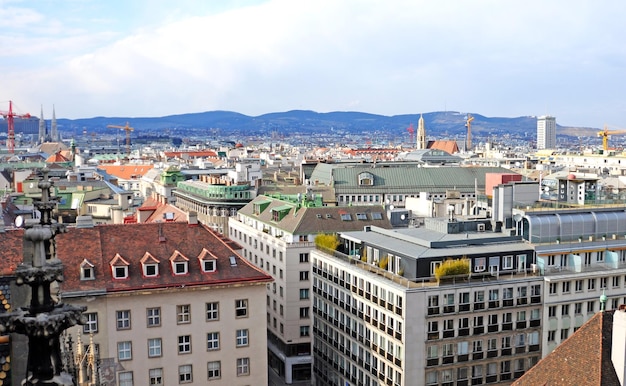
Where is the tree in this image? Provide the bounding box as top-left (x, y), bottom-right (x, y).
top-left (434, 258), bottom-right (470, 281)
top-left (315, 233), bottom-right (340, 252)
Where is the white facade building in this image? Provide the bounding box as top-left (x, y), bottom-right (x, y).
top-left (536, 115), bottom-right (556, 150)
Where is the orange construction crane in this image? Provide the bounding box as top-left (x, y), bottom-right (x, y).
top-left (107, 122), bottom-right (134, 156)
top-left (406, 124), bottom-right (415, 146)
top-left (0, 101), bottom-right (31, 153)
top-left (465, 114), bottom-right (474, 151)
top-left (597, 124), bottom-right (626, 151)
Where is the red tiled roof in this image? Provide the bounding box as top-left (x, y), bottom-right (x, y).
top-left (512, 311), bottom-right (620, 386)
top-left (0, 223), bottom-right (271, 293)
top-left (428, 140), bottom-right (459, 154)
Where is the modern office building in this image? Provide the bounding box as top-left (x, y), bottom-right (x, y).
top-left (228, 194), bottom-right (392, 385)
top-left (312, 218), bottom-right (542, 386)
top-left (536, 115), bottom-right (556, 150)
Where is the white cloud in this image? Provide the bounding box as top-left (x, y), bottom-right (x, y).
top-left (1, 0), bottom-right (626, 127)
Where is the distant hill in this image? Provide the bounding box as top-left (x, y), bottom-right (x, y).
top-left (7, 110), bottom-right (598, 140)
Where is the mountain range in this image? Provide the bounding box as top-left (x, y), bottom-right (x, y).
top-left (9, 110), bottom-right (597, 140)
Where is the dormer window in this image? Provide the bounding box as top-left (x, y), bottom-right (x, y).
top-left (198, 248), bottom-right (217, 273)
top-left (110, 254), bottom-right (130, 280)
top-left (358, 172), bottom-right (375, 186)
top-left (140, 252), bottom-right (160, 277)
top-left (170, 251), bottom-right (189, 275)
top-left (80, 259), bottom-right (95, 281)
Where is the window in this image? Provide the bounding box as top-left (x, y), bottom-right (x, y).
top-left (549, 282), bottom-right (557, 294)
top-left (588, 278), bottom-right (596, 291)
top-left (119, 371), bottom-right (133, 386)
top-left (149, 368), bottom-right (163, 385)
top-left (202, 331), bottom-right (218, 352)
top-left (356, 213), bottom-right (367, 220)
top-left (147, 307), bottom-right (160, 327)
top-left (562, 304), bottom-right (570, 316)
top-left (562, 281), bottom-right (570, 293)
top-left (173, 261), bottom-right (188, 275)
top-left (203, 260), bottom-right (216, 272)
top-left (300, 271), bottom-right (309, 281)
top-left (237, 358), bottom-right (250, 376)
top-left (236, 329), bottom-right (249, 347)
top-left (560, 329), bottom-right (569, 340)
top-left (177, 305), bottom-right (191, 324)
top-left (574, 302), bottom-right (583, 314)
top-left (178, 364), bottom-right (192, 383)
top-left (613, 276), bottom-right (621, 288)
top-left (457, 341), bottom-right (469, 355)
top-left (84, 313), bottom-right (98, 333)
top-left (601, 277), bottom-right (608, 289)
top-left (206, 302), bottom-right (219, 321)
top-left (300, 289), bottom-right (310, 300)
top-left (148, 338), bottom-right (162, 357)
top-left (340, 213), bottom-right (352, 221)
top-left (575, 279), bottom-right (583, 292)
top-left (178, 335), bottom-right (191, 354)
top-left (548, 306), bottom-right (556, 317)
top-left (118, 341), bottom-right (132, 361)
top-left (300, 307), bottom-right (310, 319)
top-left (113, 265), bottom-right (128, 279)
top-left (117, 310), bottom-right (131, 330)
top-left (80, 259), bottom-right (95, 280)
top-left (207, 361), bottom-right (221, 380)
top-left (503, 255), bottom-right (513, 269)
top-left (143, 263), bottom-right (158, 277)
top-left (547, 330), bottom-right (556, 342)
top-left (235, 299), bottom-right (248, 318)
top-left (587, 301), bottom-right (595, 313)
top-left (300, 325), bottom-right (310, 337)
top-left (488, 338), bottom-right (497, 351)
top-left (474, 257), bottom-right (485, 272)
top-left (299, 253), bottom-right (309, 263)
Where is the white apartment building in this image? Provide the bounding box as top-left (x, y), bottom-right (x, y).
top-left (43, 220), bottom-right (273, 386)
top-left (536, 115), bottom-right (556, 150)
top-left (228, 194), bottom-right (392, 385)
top-left (311, 223), bottom-right (543, 386)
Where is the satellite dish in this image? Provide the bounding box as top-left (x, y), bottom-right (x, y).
top-left (400, 214), bottom-right (406, 220)
top-left (513, 214), bottom-right (522, 223)
top-left (389, 205), bottom-right (394, 211)
top-left (15, 215), bottom-right (23, 228)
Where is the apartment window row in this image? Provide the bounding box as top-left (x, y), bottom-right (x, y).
top-left (427, 285), bottom-right (541, 316)
top-left (425, 356), bottom-right (539, 385)
top-left (548, 276), bottom-right (622, 296)
top-left (426, 331), bottom-right (540, 365)
top-left (229, 225), bottom-right (284, 257)
top-left (426, 309), bottom-right (540, 340)
top-left (83, 300), bottom-right (247, 333)
top-left (119, 359), bottom-right (250, 385)
top-left (119, 329), bottom-right (250, 362)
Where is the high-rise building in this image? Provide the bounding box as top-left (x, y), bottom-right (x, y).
top-left (536, 115), bottom-right (556, 150)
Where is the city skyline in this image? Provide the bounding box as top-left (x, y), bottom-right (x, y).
top-left (1, 0), bottom-right (625, 127)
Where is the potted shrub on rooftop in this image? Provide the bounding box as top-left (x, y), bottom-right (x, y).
top-left (435, 258), bottom-right (470, 284)
top-left (315, 233), bottom-right (340, 254)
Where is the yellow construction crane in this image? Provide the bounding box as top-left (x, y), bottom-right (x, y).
top-left (465, 114), bottom-right (474, 151)
top-left (597, 124), bottom-right (626, 151)
top-left (107, 122), bottom-right (134, 156)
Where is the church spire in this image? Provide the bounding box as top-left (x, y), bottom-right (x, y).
top-left (51, 105), bottom-right (58, 141)
top-left (417, 114), bottom-right (426, 150)
top-left (38, 105), bottom-right (46, 144)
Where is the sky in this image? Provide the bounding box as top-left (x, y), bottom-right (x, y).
top-left (1, 0), bottom-right (625, 128)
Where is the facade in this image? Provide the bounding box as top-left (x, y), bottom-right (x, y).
top-left (228, 194), bottom-right (393, 385)
top-left (312, 223), bottom-right (542, 385)
top-left (307, 163), bottom-right (517, 208)
top-left (536, 115), bottom-right (556, 150)
top-left (0, 219), bottom-right (272, 386)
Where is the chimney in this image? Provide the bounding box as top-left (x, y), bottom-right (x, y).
top-left (188, 211), bottom-right (198, 226)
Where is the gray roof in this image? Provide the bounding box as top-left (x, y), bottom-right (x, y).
top-left (342, 226), bottom-right (530, 260)
top-left (330, 165), bottom-right (518, 194)
top-left (237, 195), bottom-right (392, 234)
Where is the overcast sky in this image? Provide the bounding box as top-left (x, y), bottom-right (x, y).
top-left (1, 0), bottom-right (625, 128)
